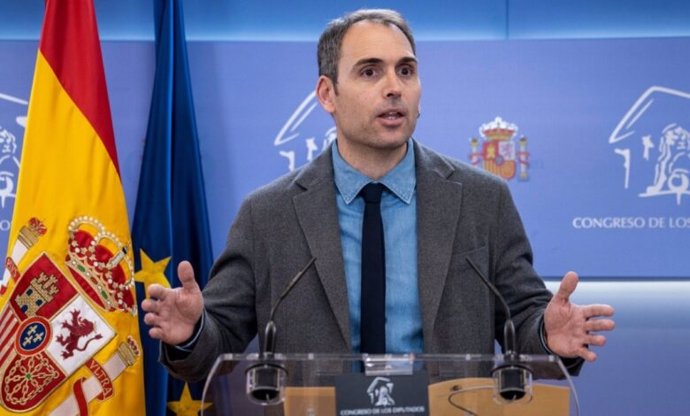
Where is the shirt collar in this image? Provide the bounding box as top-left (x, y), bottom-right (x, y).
top-left (332, 139), bottom-right (416, 204)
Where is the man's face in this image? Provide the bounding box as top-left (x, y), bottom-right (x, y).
top-left (318, 21), bottom-right (421, 157)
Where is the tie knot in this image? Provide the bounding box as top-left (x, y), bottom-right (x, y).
top-left (361, 183), bottom-right (384, 204)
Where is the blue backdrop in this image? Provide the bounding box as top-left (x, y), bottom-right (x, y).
top-left (5, 39), bottom-right (685, 278)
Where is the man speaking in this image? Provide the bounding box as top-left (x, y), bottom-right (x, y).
top-left (142, 9), bottom-right (615, 382)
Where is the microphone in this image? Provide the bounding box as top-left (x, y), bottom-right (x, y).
top-left (465, 257), bottom-right (532, 402)
top-left (245, 257), bottom-right (317, 406)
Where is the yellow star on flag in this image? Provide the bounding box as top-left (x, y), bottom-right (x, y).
top-left (167, 382), bottom-right (212, 416)
top-left (134, 249), bottom-right (171, 296)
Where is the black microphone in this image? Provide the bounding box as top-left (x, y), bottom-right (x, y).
top-left (465, 257), bottom-right (532, 402)
top-left (245, 257), bottom-right (317, 405)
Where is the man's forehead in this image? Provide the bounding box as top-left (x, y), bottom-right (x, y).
top-left (340, 20), bottom-right (415, 61)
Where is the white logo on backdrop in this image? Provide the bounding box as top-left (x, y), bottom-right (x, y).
top-left (610, 86), bottom-right (690, 205)
top-left (0, 92), bottom-right (27, 231)
top-left (0, 125), bottom-right (20, 208)
top-left (367, 376), bottom-right (395, 407)
top-left (274, 91), bottom-right (335, 172)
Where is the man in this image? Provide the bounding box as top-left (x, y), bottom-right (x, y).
top-left (142, 9), bottom-right (615, 382)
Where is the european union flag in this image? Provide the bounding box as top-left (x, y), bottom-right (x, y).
top-left (132, 0), bottom-right (213, 414)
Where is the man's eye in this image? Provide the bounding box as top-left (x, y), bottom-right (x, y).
top-left (361, 68), bottom-right (377, 77)
top-left (399, 66), bottom-right (415, 76)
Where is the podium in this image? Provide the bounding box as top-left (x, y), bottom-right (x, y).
top-left (201, 353), bottom-right (579, 415)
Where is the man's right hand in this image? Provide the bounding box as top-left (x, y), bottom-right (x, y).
top-left (141, 261), bottom-right (204, 345)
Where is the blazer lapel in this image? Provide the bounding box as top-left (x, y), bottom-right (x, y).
top-left (292, 149), bottom-right (352, 350)
top-left (414, 142), bottom-right (464, 349)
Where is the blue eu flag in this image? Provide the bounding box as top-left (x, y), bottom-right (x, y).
top-left (132, 0), bottom-right (213, 414)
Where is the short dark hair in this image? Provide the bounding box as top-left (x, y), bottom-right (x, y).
top-left (317, 9), bottom-right (416, 85)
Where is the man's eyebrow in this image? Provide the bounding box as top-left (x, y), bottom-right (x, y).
top-left (353, 56), bottom-right (418, 68)
top-left (399, 56), bottom-right (418, 65)
top-left (353, 57), bottom-right (384, 68)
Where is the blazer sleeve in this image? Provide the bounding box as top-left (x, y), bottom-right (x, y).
top-left (490, 180), bottom-right (552, 353)
top-left (490, 181), bottom-right (583, 376)
top-left (160, 197), bottom-right (260, 382)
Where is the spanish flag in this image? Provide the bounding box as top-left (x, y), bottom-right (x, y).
top-left (0, 1), bottom-right (146, 414)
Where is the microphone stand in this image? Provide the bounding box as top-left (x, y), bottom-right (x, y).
top-left (245, 257), bottom-right (317, 405)
top-left (466, 257), bottom-right (533, 402)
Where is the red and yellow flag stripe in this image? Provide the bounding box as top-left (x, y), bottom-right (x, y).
top-left (0, 1), bottom-right (145, 414)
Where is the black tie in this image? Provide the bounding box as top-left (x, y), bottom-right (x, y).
top-left (360, 183), bottom-right (386, 354)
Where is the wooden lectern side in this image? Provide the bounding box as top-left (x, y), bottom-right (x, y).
top-left (282, 379), bottom-right (569, 416)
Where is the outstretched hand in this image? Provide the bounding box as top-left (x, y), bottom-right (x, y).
top-left (544, 271), bottom-right (615, 361)
top-left (141, 261), bottom-right (204, 345)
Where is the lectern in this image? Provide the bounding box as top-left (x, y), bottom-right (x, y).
top-left (201, 353), bottom-right (578, 415)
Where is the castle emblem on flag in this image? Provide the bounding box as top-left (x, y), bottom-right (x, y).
top-left (469, 117), bottom-right (529, 181)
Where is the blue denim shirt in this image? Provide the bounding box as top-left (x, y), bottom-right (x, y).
top-left (332, 140), bottom-right (423, 353)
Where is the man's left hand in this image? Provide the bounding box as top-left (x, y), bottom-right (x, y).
top-left (544, 271), bottom-right (615, 361)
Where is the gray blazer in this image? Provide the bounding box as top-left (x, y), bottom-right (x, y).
top-left (163, 140), bottom-right (557, 381)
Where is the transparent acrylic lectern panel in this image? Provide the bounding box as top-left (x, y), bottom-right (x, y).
top-left (201, 353), bottom-right (578, 416)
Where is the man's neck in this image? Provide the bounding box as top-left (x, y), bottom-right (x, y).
top-left (336, 140), bottom-right (409, 180)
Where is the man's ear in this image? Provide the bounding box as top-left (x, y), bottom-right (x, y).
top-left (316, 75), bottom-right (336, 113)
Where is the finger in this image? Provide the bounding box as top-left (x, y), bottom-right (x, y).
top-left (177, 261), bottom-right (200, 291)
top-left (585, 318), bottom-right (616, 332)
top-left (140, 298), bottom-right (157, 313)
top-left (143, 312), bottom-right (160, 327)
top-left (147, 283), bottom-right (168, 300)
top-left (584, 304), bottom-right (615, 318)
top-left (149, 326), bottom-right (164, 340)
top-left (586, 334), bottom-right (608, 347)
top-left (578, 347), bottom-right (597, 362)
top-left (554, 271), bottom-right (579, 303)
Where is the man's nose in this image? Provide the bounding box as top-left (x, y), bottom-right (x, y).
top-left (382, 70), bottom-right (402, 98)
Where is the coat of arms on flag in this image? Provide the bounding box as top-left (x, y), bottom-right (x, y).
top-left (0, 251), bottom-right (139, 413)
